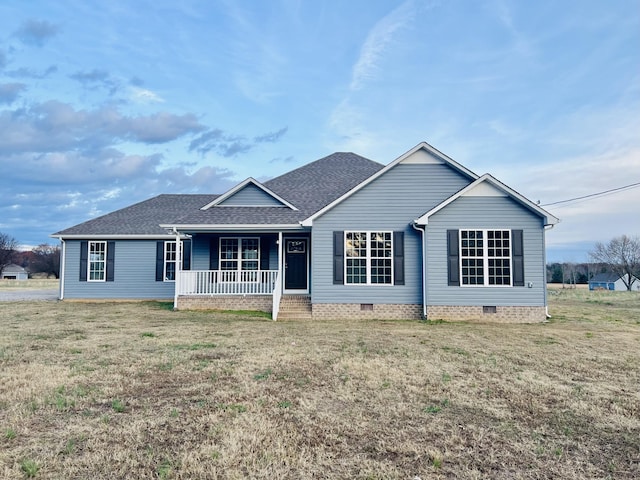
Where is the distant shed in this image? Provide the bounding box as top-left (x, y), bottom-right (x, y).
top-left (0, 264), bottom-right (28, 281)
top-left (589, 272), bottom-right (639, 291)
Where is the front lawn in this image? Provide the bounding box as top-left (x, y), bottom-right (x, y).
top-left (0, 290), bottom-right (638, 479)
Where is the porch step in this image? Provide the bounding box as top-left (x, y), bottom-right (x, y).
top-left (277, 295), bottom-right (312, 320)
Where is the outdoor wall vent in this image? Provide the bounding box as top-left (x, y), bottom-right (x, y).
top-left (360, 304), bottom-right (374, 311)
top-left (483, 306), bottom-right (497, 314)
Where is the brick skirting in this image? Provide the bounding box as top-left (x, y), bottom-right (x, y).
top-left (312, 303), bottom-right (423, 320)
top-left (426, 305), bottom-right (547, 323)
top-left (175, 296), bottom-right (546, 323)
top-left (177, 295), bottom-right (272, 312)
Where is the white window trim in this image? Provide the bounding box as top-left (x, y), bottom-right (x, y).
top-left (459, 229), bottom-right (512, 287)
top-left (344, 231), bottom-right (394, 286)
top-left (88, 241), bottom-right (106, 282)
top-left (219, 237), bottom-right (261, 272)
top-left (163, 241), bottom-right (177, 282)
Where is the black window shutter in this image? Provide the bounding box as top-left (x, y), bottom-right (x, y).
top-left (79, 241), bottom-right (88, 282)
top-left (333, 231), bottom-right (344, 284)
top-left (260, 236), bottom-right (269, 271)
top-left (393, 231), bottom-right (404, 285)
top-left (155, 241), bottom-right (164, 281)
top-left (512, 229), bottom-right (524, 286)
top-left (209, 237), bottom-right (219, 270)
top-left (447, 230), bottom-right (460, 286)
top-left (106, 242), bottom-right (115, 282)
top-left (182, 239), bottom-right (192, 270)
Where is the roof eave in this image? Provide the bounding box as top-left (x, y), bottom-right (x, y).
top-left (159, 223), bottom-right (306, 232)
top-left (50, 234), bottom-right (177, 240)
top-left (414, 173), bottom-right (560, 226)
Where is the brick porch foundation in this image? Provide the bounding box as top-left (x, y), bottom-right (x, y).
top-left (176, 295), bottom-right (272, 312)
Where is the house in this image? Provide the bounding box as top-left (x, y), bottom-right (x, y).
top-left (589, 272), bottom-right (640, 291)
top-left (0, 264), bottom-right (28, 281)
top-left (52, 142), bottom-right (559, 322)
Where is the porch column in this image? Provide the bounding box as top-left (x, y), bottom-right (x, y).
top-left (173, 230), bottom-right (181, 310)
top-left (278, 231), bottom-right (284, 289)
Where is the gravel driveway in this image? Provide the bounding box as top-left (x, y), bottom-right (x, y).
top-left (0, 289), bottom-right (59, 302)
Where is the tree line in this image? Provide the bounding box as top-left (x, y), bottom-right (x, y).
top-left (0, 232), bottom-right (60, 279)
top-left (549, 235), bottom-right (639, 290)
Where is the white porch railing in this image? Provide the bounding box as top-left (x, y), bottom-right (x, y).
top-left (177, 270), bottom-right (278, 295)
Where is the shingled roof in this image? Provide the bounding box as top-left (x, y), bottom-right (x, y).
top-left (53, 152), bottom-right (383, 237)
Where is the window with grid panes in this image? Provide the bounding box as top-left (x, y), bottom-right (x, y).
top-left (460, 229), bottom-right (511, 286)
top-left (345, 231), bottom-right (392, 285)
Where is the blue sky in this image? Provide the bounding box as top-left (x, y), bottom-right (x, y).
top-left (0, 0), bottom-right (638, 262)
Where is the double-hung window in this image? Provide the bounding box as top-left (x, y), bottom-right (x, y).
top-left (156, 240), bottom-right (190, 282)
top-left (345, 231), bottom-right (393, 285)
top-left (88, 241), bottom-right (106, 281)
top-left (460, 229), bottom-right (512, 286)
top-left (164, 241), bottom-right (177, 281)
top-left (219, 237), bottom-right (260, 281)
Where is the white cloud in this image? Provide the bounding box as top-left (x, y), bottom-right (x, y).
top-left (350, 1), bottom-right (415, 91)
top-left (130, 87), bottom-right (164, 104)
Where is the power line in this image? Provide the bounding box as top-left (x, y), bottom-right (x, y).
top-left (541, 181), bottom-right (640, 207)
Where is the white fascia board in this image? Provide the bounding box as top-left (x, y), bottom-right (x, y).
top-left (414, 174), bottom-right (560, 226)
top-left (159, 223), bottom-right (305, 232)
top-left (50, 234), bottom-right (178, 240)
top-left (301, 141), bottom-right (479, 226)
top-left (200, 177), bottom-right (298, 211)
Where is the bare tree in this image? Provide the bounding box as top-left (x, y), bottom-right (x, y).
top-left (0, 232), bottom-right (19, 276)
top-left (30, 244), bottom-right (61, 279)
top-left (590, 235), bottom-right (640, 291)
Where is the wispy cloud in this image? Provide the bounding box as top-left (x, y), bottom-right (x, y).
top-left (350, 1), bottom-right (415, 91)
top-left (70, 69), bottom-right (121, 95)
top-left (254, 127), bottom-right (288, 143)
top-left (14, 19), bottom-right (60, 47)
top-left (130, 87), bottom-right (164, 104)
top-left (190, 125), bottom-right (288, 158)
top-left (6, 65), bottom-right (57, 79)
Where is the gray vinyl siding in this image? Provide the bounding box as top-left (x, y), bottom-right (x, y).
top-left (311, 163), bottom-right (471, 305)
top-left (63, 240), bottom-right (175, 299)
top-left (192, 234), bottom-right (211, 270)
top-left (218, 184), bottom-right (284, 206)
top-left (426, 196), bottom-right (546, 306)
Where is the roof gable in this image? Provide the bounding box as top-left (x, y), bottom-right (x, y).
top-left (200, 178), bottom-right (298, 211)
top-left (301, 142), bottom-right (479, 226)
top-left (3, 264), bottom-right (27, 273)
top-left (414, 174), bottom-right (560, 226)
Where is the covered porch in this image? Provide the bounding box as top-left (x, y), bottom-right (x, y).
top-left (171, 230), bottom-right (310, 319)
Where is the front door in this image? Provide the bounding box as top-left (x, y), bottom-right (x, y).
top-left (284, 238), bottom-right (308, 292)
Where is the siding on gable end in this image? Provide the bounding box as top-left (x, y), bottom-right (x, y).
top-left (426, 196), bottom-right (546, 307)
top-left (63, 240), bottom-right (175, 299)
top-left (217, 183), bottom-right (285, 206)
top-left (311, 163), bottom-right (471, 305)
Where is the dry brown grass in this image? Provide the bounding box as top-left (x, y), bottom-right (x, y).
top-left (1, 290), bottom-right (639, 479)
